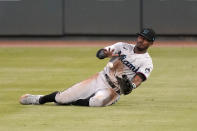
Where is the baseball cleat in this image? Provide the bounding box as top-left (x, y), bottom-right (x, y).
top-left (19, 94), bottom-right (43, 105)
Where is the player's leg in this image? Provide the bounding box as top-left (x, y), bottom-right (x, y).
top-left (89, 88), bottom-right (120, 107)
top-left (55, 87), bottom-right (120, 106)
top-left (54, 73), bottom-right (120, 106)
top-left (19, 83), bottom-right (94, 105)
top-left (19, 73), bottom-right (99, 105)
top-left (19, 72), bottom-right (120, 106)
top-left (54, 81), bottom-right (97, 105)
top-left (19, 88), bottom-right (120, 106)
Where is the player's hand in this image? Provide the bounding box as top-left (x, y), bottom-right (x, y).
top-left (104, 48), bottom-right (119, 58)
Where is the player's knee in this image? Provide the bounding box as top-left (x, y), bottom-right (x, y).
top-left (89, 89), bottom-right (113, 107)
top-left (89, 97), bottom-right (105, 107)
top-left (55, 93), bottom-right (68, 104)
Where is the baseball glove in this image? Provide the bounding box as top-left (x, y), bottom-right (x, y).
top-left (116, 75), bottom-right (135, 95)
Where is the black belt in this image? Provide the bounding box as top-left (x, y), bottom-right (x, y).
top-left (105, 74), bottom-right (116, 88)
top-left (105, 74), bottom-right (120, 94)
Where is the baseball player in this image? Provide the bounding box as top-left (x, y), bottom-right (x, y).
top-left (19, 28), bottom-right (155, 107)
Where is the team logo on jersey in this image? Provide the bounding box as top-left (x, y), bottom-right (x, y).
top-left (119, 54), bottom-right (139, 72)
top-left (145, 68), bottom-right (150, 73)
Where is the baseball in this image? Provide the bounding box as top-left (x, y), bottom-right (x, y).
top-left (108, 62), bottom-right (114, 68)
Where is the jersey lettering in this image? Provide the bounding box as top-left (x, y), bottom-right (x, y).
top-left (120, 54), bottom-right (139, 72)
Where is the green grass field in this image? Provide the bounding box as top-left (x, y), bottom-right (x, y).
top-left (0, 46), bottom-right (196, 131)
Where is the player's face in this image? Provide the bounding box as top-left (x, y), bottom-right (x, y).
top-left (136, 36), bottom-right (153, 51)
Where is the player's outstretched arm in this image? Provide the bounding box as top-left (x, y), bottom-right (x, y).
top-left (96, 48), bottom-right (119, 59)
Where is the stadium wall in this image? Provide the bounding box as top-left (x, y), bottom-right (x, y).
top-left (0, 0), bottom-right (196, 36)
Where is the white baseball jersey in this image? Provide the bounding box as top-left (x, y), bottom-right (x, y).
top-left (102, 42), bottom-right (153, 90)
top-left (55, 42), bottom-right (153, 106)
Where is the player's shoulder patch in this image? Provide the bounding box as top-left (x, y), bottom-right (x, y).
top-left (145, 68), bottom-right (151, 73)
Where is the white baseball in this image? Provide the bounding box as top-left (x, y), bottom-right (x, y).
top-left (108, 62), bottom-right (114, 68)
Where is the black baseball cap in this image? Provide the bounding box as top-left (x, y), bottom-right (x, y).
top-left (137, 28), bottom-right (156, 42)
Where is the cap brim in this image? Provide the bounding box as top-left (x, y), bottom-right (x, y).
top-left (137, 33), bottom-right (153, 42)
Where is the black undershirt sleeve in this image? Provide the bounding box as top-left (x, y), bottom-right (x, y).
top-left (136, 72), bottom-right (146, 81)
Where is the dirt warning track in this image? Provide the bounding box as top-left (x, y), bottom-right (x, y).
top-left (0, 40), bottom-right (196, 47)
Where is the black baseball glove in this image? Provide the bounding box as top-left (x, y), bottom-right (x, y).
top-left (116, 75), bottom-right (136, 95)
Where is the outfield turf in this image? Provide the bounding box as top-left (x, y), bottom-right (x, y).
top-left (0, 46), bottom-right (196, 131)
